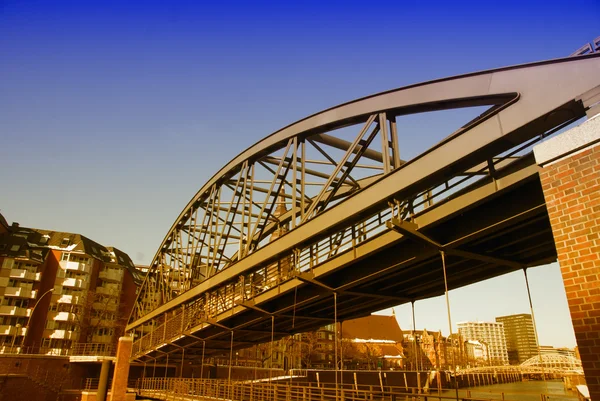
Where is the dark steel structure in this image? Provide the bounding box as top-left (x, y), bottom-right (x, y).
top-left (127, 54), bottom-right (600, 364)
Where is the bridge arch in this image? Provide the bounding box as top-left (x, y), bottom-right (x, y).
top-left (521, 354), bottom-right (583, 373)
top-left (128, 55), bottom-right (600, 364)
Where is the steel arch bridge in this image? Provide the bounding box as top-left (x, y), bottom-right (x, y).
top-left (127, 54), bottom-right (600, 363)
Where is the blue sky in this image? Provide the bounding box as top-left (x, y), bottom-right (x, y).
top-left (1, 0), bottom-right (598, 348)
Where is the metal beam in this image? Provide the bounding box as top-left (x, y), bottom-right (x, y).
top-left (235, 300), bottom-right (273, 316)
top-left (342, 290), bottom-right (411, 303)
top-left (295, 272), bottom-right (335, 292)
top-left (130, 55), bottom-right (600, 330)
top-left (387, 217), bottom-right (524, 269)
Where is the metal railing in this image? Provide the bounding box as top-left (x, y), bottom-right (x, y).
top-left (0, 342), bottom-right (115, 357)
top-left (132, 113), bottom-right (582, 358)
top-left (84, 377), bottom-right (137, 390)
top-left (135, 377), bottom-right (559, 401)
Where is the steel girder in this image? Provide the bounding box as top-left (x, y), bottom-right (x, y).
top-left (129, 55), bottom-right (600, 357)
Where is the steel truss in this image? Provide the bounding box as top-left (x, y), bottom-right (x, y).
top-left (128, 54), bottom-right (600, 361)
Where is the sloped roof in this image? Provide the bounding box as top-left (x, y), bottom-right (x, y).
top-left (0, 226), bottom-right (137, 275)
top-left (109, 247), bottom-right (145, 285)
top-left (0, 212), bottom-right (9, 232)
top-left (34, 228), bottom-right (111, 262)
top-left (379, 344), bottom-right (403, 357)
top-left (342, 314), bottom-right (403, 343)
top-left (0, 226), bottom-right (48, 263)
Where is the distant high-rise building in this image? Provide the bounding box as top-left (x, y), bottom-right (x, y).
top-left (457, 321), bottom-right (509, 365)
top-left (496, 313), bottom-right (538, 364)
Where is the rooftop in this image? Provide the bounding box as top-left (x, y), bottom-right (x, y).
top-left (342, 314), bottom-right (403, 343)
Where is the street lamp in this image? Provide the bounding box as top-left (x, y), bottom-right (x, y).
top-left (10, 324), bottom-right (22, 352)
top-left (21, 288), bottom-right (54, 350)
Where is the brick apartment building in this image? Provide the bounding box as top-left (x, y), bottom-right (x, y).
top-left (0, 214), bottom-right (142, 355)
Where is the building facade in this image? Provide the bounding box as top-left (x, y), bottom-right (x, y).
top-left (539, 345), bottom-right (576, 359)
top-left (457, 321), bottom-right (509, 365)
top-left (0, 218), bottom-right (141, 355)
top-left (495, 313), bottom-right (538, 364)
top-left (464, 340), bottom-right (488, 366)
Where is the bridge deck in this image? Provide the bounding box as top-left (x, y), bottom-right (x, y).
top-left (128, 54), bottom-right (600, 363)
top-left (131, 155), bottom-right (556, 361)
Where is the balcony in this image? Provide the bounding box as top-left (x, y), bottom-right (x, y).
top-left (4, 287), bottom-right (37, 299)
top-left (93, 301), bottom-right (118, 312)
top-left (60, 260), bottom-right (90, 274)
top-left (9, 269), bottom-right (41, 282)
top-left (90, 318), bottom-right (116, 327)
top-left (50, 329), bottom-right (76, 340)
top-left (91, 334), bottom-right (113, 344)
top-left (99, 269), bottom-right (123, 283)
top-left (45, 348), bottom-right (68, 356)
top-left (0, 325), bottom-right (27, 336)
top-left (56, 294), bottom-right (85, 305)
top-left (96, 286), bottom-right (119, 297)
top-left (0, 346), bottom-right (23, 354)
top-left (0, 305), bottom-right (31, 317)
top-left (62, 277), bottom-right (88, 289)
top-left (53, 311), bottom-right (78, 322)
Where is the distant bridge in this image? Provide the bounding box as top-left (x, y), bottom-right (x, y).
top-left (459, 365), bottom-right (583, 377)
top-left (126, 54), bottom-right (600, 365)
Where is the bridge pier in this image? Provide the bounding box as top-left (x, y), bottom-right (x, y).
top-left (534, 111), bottom-right (600, 401)
top-left (109, 336), bottom-right (134, 401)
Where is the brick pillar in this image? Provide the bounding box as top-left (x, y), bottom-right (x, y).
top-left (109, 336), bottom-right (133, 401)
top-left (534, 114), bottom-right (600, 400)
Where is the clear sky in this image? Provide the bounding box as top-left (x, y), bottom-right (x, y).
top-left (1, 0), bottom-right (598, 348)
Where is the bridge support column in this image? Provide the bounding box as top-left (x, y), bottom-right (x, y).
top-left (534, 114), bottom-right (600, 400)
top-left (109, 336), bottom-right (134, 401)
top-left (97, 359), bottom-right (112, 401)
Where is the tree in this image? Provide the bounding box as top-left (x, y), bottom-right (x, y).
top-left (299, 332), bottom-right (320, 368)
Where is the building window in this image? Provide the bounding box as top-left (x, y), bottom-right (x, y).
top-left (61, 238), bottom-right (70, 247)
top-left (10, 245), bottom-right (20, 252)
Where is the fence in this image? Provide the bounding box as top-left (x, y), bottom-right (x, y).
top-left (132, 126), bottom-right (567, 359)
top-left (135, 377), bottom-right (558, 401)
top-left (0, 342), bottom-right (115, 357)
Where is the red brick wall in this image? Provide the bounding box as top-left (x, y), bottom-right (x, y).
top-left (539, 143), bottom-right (600, 399)
top-left (0, 375), bottom-right (57, 401)
top-left (26, 250), bottom-right (60, 348)
top-left (118, 269), bottom-right (138, 340)
top-left (110, 337), bottom-right (133, 401)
